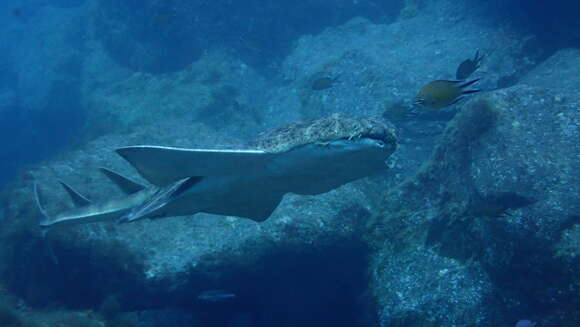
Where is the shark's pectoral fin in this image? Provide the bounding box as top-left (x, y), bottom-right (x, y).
top-left (234, 193), bottom-right (283, 222)
top-left (58, 181), bottom-right (91, 207)
top-left (206, 189), bottom-right (284, 222)
top-left (115, 145), bottom-right (275, 186)
top-left (118, 176), bottom-right (203, 223)
top-left (99, 167), bottom-right (146, 194)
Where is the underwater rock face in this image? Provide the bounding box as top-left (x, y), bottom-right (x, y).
top-left (374, 249), bottom-right (492, 326)
top-left (91, 0), bottom-right (403, 74)
top-left (520, 48), bottom-right (580, 92)
top-left (84, 50), bottom-right (270, 138)
top-left (370, 49), bottom-right (579, 327)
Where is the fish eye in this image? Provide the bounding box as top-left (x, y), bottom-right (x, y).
top-left (376, 140), bottom-right (385, 147)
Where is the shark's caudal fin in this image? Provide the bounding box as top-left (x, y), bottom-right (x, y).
top-left (58, 181), bottom-right (91, 207)
top-left (33, 183), bottom-right (51, 228)
top-left (33, 183), bottom-right (60, 264)
top-left (99, 167), bottom-right (146, 194)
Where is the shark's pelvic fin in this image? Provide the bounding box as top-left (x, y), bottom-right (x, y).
top-left (118, 176), bottom-right (203, 223)
top-left (99, 167), bottom-right (146, 194)
top-left (58, 181), bottom-right (91, 207)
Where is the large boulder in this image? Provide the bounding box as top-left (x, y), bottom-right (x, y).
top-left (368, 48), bottom-right (579, 327)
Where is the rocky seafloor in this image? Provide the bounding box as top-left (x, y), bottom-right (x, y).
top-left (0, 0), bottom-right (578, 326)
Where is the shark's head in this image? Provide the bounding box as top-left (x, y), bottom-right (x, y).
top-left (255, 114), bottom-right (398, 195)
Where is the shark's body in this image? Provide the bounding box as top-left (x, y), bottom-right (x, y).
top-left (35, 116), bottom-right (397, 229)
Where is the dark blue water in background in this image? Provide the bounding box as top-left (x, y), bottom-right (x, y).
top-left (0, 0), bottom-right (86, 188)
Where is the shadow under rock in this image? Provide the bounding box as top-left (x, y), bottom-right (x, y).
top-left (1, 221), bottom-right (378, 326)
top-left (183, 239), bottom-right (377, 327)
top-left (2, 230), bottom-right (145, 309)
top-left (426, 212), bottom-right (579, 326)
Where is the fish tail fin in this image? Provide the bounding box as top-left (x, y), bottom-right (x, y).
top-left (459, 78), bottom-right (480, 89)
top-left (461, 89), bottom-right (480, 95)
top-left (450, 96), bottom-right (465, 106)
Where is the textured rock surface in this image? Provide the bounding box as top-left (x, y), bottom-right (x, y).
top-left (368, 48), bottom-right (579, 327)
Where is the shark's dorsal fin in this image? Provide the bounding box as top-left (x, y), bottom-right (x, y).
top-left (58, 181), bottom-right (91, 207)
top-left (99, 167), bottom-right (146, 194)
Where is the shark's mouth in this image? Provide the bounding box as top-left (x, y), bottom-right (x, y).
top-left (358, 132), bottom-right (394, 146)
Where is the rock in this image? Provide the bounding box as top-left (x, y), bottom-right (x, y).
top-left (84, 50), bottom-right (269, 139)
top-left (368, 70), bottom-right (579, 325)
top-left (521, 48), bottom-right (580, 94)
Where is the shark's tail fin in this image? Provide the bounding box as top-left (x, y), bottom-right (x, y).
top-left (33, 182), bottom-right (51, 228)
top-left (33, 183), bottom-right (59, 265)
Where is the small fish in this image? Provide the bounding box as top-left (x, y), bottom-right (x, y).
top-left (197, 290), bottom-right (236, 302)
top-left (414, 79), bottom-right (480, 109)
top-left (456, 50), bottom-right (484, 80)
top-left (311, 76), bottom-right (339, 91)
top-left (515, 320), bottom-right (537, 327)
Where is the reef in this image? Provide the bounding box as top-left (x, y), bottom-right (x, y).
top-left (367, 50), bottom-right (580, 326)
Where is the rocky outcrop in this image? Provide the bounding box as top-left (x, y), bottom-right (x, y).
top-left (368, 49), bottom-right (579, 326)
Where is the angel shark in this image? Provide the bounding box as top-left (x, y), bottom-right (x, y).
top-left (34, 115), bottom-right (397, 229)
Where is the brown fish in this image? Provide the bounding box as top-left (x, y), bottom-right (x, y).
top-left (414, 79), bottom-right (480, 109)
